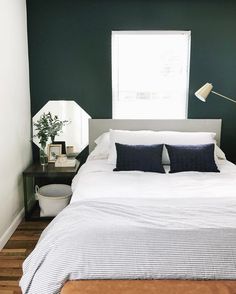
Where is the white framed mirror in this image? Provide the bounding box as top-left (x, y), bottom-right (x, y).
top-left (33, 100), bottom-right (91, 153)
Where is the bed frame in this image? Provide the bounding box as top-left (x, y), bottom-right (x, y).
top-left (62, 279), bottom-right (236, 294)
top-left (62, 118), bottom-right (236, 294)
top-left (89, 119), bottom-right (222, 152)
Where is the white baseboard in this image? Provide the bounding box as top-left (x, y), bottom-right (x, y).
top-left (0, 208), bottom-right (25, 250)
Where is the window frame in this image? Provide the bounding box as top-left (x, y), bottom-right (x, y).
top-left (111, 30), bottom-right (191, 119)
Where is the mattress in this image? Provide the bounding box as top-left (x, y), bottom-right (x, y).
top-left (20, 159), bottom-right (236, 294)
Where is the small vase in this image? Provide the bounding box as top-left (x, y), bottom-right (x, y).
top-left (39, 148), bottom-right (48, 166)
top-left (50, 135), bottom-right (55, 143)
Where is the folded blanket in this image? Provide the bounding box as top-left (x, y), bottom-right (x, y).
top-left (20, 199), bottom-right (236, 294)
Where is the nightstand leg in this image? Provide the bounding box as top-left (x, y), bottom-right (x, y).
top-left (23, 175), bottom-right (36, 221)
top-left (23, 175), bottom-right (29, 220)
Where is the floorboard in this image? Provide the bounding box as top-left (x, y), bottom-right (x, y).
top-left (0, 220), bottom-right (50, 294)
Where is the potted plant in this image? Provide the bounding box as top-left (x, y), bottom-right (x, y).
top-left (34, 112), bottom-right (69, 165)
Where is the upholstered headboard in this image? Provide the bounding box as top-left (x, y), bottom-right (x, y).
top-left (89, 119), bottom-right (222, 152)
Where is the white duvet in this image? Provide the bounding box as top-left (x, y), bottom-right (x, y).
top-left (72, 159), bottom-right (236, 229)
top-left (20, 159), bottom-right (236, 294)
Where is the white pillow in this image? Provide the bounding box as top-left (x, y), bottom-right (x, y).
top-left (158, 131), bottom-right (218, 164)
top-left (88, 132), bottom-right (110, 160)
top-left (108, 129), bottom-right (220, 164)
top-left (108, 129), bottom-right (160, 164)
top-left (94, 132), bottom-right (110, 146)
top-left (215, 145), bottom-right (226, 160)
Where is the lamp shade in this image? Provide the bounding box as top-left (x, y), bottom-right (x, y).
top-left (195, 83), bottom-right (213, 102)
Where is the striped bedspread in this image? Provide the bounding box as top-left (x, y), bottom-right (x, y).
top-left (20, 198), bottom-right (236, 294)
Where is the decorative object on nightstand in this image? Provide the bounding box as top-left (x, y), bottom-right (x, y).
top-left (23, 160), bottom-right (80, 220)
top-left (67, 152), bottom-right (79, 158)
top-left (66, 145), bottom-right (74, 154)
top-left (54, 145), bottom-right (79, 167)
top-left (48, 144), bottom-right (62, 162)
top-left (55, 155), bottom-right (77, 167)
top-left (33, 112), bottom-right (69, 165)
top-left (54, 141), bottom-right (66, 154)
top-left (39, 148), bottom-right (48, 167)
top-left (195, 83), bottom-right (236, 104)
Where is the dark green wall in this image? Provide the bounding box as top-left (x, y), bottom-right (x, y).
top-left (27, 0), bottom-right (236, 161)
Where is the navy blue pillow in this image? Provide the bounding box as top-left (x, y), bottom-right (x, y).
top-left (166, 144), bottom-right (220, 173)
top-left (114, 143), bottom-right (165, 173)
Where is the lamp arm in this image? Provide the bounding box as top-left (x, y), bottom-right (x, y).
top-left (212, 90), bottom-right (236, 104)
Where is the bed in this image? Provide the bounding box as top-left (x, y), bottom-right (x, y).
top-left (20, 119), bottom-right (236, 294)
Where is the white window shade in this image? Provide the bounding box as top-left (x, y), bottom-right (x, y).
top-left (112, 31), bottom-right (191, 119)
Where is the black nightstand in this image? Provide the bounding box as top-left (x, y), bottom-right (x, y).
top-left (23, 161), bottom-right (80, 220)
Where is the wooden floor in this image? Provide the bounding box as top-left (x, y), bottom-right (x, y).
top-left (0, 220), bottom-right (50, 294)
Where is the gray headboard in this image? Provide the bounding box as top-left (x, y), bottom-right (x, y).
top-left (89, 119), bottom-right (222, 152)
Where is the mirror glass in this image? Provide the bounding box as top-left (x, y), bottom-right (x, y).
top-left (33, 100), bottom-right (91, 153)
